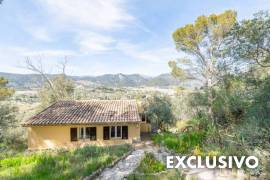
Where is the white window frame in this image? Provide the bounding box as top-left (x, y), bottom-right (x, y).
top-left (79, 127), bottom-right (97, 141)
top-left (110, 126), bottom-right (122, 139)
top-left (79, 127), bottom-right (85, 139)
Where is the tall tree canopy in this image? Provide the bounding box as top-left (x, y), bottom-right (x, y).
top-left (227, 11), bottom-right (270, 67)
top-left (169, 10), bottom-right (237, 124)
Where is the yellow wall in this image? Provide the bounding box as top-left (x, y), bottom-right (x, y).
top-left (28, 123), bottom-right (141, 150)
top-left (140, 123), bottom-right (151, 133)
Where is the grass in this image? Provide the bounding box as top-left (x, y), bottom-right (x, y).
top-left (0, 144), bottom-right (131, 180)
top-left (0, 142), bottom-right (27, 159)
top-left (152, 131), bottom-right (205, 154)
top-left (136, 153), bottom-right (165, 174)
top-left (127, 152), bottom-right (183, 180)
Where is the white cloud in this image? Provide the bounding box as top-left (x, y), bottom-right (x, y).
top-left (116, 42), bottom-right (178, 63)
top-left (34, 0), bottom-right (137, 54)
top-left (24, 26), bottom-right (53, 42)
top-left (39, 0), bottom-right (134, 29)
top-left (76, 32), bottom-right (115, 53)
top-left (0, 46), bottom-right (79, 74)
top-left (23, 49), bottom-right (77, 57)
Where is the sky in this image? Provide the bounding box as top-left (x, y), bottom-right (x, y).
top-left (0, 0), bottom-right (270, 76)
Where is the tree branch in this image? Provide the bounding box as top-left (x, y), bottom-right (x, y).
top-left (25, 57), bottom-right (55, 91)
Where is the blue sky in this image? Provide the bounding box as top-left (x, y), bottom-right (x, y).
top-left (0, 0), bottom-right (270, 76)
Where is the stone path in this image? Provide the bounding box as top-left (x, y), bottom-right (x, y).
top-left (95, 142), bottom-right (250, 180)
top-left (95, 141), bottom-right (164, 180)
top-left (95, 149), bottom-right (145, 180)
top-left (184, 168), bottom-right (248, 180)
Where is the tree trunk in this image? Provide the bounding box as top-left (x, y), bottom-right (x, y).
top-left (207, 78), bottom-right (216, 126)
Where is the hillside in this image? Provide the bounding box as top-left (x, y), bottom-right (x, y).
top-left (0, 72), bottom-right (199, 89)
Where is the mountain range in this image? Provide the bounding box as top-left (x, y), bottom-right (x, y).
top-left (0, 72), bottom-right (198, 90)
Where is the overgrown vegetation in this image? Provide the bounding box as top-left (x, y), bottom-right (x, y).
top-left (152, 131), bottom-right (205, 154)
top-left (149, 10), bottom-right (270, 178)
top-left (143, 95), bottom-right (175, 131)
top-left (0, 144), bottom-right (131, 179)
top-left (0, 77), bottom-right (27, 158)
top-left (127, 152), bottom-right (183, 180)
top-left (135, 153), bottom-right (166, 174)
top-left (0, 7), bottom-right (270, 180)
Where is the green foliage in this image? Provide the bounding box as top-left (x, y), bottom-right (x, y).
top-left (0, 77), bottom-right (14, 101)
top-left (0, 105), bottom-right (17, 130)
top-left (0, 77), bottom-right (17, 142)
top-left (235, 75), bottom-right (270, 148)
top-left (171, 10), bottom-right (237, 75)
top-left (152, 131), bottom-right (205, 154)
top-left (188, 75), bottom-right (249, 127)
top-left (248, 76), bottom-right (270, 126)
top-left (170, 10), bottom-right (238, 125)
top-left (143, 95), bottom-right (175, 131)
top-left (0, 144), bottom-right (131, 179)
top-left (136, 153), bottom-right (165, 174)
top-left (227, 11), bottom-right (270, 67)
top-left (126, 153), bottom-right (183, 180)
top-left (164, 10), bottom-right (270, 178)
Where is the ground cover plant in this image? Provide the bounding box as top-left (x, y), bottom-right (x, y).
top-left (127, 152), bottom-right (183, 180)
top-left (135, 152), bottom-right (165, 174)
top-left (152, 130), bottom-right (205, 154)
top-left (0, 144), bottom-right (131, 180)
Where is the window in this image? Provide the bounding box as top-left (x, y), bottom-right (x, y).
top-left (105, 126), bottom-right (128, 140)
top-left (70, 128), bottom-right (78, 141)
top-left (103, 126), bottom-right (110, 140)
top-left (80, 127), bottom-right (84, 139)
top-left (111, 126), bottom-right (116, 138)
top-left (90, 127), bottom-right (96, 140)
top-left (117, 126), bottom-right (121, 137)
top-left (110, 126), bottom-right (121, 138)
top-left (122, 126), bottom-right (128, 139)
top-left (86, 127), bottom-right (91, 139)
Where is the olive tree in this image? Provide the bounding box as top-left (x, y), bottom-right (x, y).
top-left (143, 95), bottom-right (174, 131)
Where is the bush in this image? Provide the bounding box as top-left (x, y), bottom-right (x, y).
top-left (0, 144), bottom-right (131, 179)
top-left (136, 153), bottom-right (165, 174)
top-left (143, 95), bottom-right (175, 131)
top-left (152, 131), bottom-right (205, 154)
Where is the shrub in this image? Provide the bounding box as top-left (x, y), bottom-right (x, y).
top-left (143, 95), bottom-right (175, 131)
top-left (152, 131), bottom-right (205, 154)
top-left (0, 144), bottom-right (131, 179)
top-left (135, 153), bottom-right (165, 174)
top-left (127, 152), bottom-right (183, 180)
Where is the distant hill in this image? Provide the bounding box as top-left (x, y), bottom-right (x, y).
top-left (72, 73), bottom-right (149, 87)
top-left (0, 72), bottom-right (199, 90)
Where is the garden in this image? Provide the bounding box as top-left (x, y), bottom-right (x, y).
top-left (0, 144), bottom-right (131, 179)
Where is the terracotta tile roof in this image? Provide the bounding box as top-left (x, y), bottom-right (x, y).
top-left (23, 100), bottom-right (141, 126)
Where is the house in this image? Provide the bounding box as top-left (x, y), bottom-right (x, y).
top-left (23, 100), bottom-right (150, 150)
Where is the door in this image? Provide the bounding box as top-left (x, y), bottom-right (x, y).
top-left (122, 126), bottom-right (128, 139)
top-left (103, 126), bottom-right (110, 140)
top-left (70, 128), bottom-right (78, 141)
